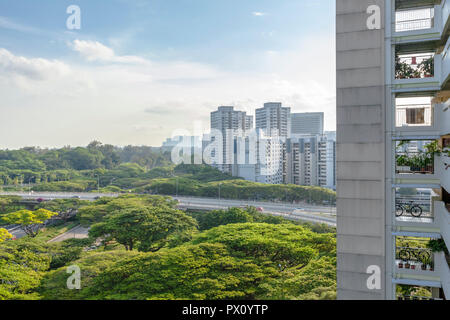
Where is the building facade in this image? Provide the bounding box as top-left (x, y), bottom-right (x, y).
top-left (337, 0), bottom-right (450, 300)
top-left (255, 102), bottom-right (291, 137)
top-left (291, 112), bottom-right (324, 135)
top-left (210, 106), bottom-right (253, 173)
top-left (286, 134), bottom-right (336, 190)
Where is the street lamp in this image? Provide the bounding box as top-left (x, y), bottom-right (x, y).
top-left (218, 183), bottom-right (222, 204)
top-left (94, 174), bottom-right (100, 193)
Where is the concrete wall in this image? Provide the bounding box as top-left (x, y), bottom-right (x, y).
top-left (336, 0), bottom-right (386, 300)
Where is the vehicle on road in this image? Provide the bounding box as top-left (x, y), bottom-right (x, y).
top-left (256, 207), bottom-right (264, 212)
top-left (72, 196), bottom-right (81, 199)
top-left (36, 198), bottom-right (45, 203)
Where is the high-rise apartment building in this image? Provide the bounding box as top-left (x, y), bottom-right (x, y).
top-left (286, 134), bottom-right (336, 190)
top-left (337, 0), bottom-right (450, 300)
top-left (291, 112), bottom-right (324, 135)
top-left (255, 102), bottom-right (291, 137)
top-left (210, 106), bottom-right (253, 173)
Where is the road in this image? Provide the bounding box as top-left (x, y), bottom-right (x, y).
top-left (2, 192), bottom-right (336, 230)
top-left (47, 225), bottom-right (89, 243)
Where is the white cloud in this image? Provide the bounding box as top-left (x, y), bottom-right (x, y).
top-left (71, 39), bottom-right (148, 64)
top-left (0, 48), bottom-right (71, 80)
top-left (252, 12), bottom-right (267, 17)
top-left (0, 16), bottom-right (42, 34)
top-left (0, 34), bottom-right (336, 149)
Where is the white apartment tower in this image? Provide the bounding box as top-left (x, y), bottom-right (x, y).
top-left (337, 0), bottom-right (450, 300)
top-left (255, 102), bottom-right (291, 137)
top-left (286, 134), bottom-right (336, 190)
top-left (210, 106), bottom-right (253, 173)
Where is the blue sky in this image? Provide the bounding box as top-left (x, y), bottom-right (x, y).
top-left (0, 0), bottom-right (335, 148)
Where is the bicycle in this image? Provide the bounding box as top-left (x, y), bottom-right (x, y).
top-left (396, 201), bottom-right (423, 217)
top-left (397, 247), bottom-right (430, 263)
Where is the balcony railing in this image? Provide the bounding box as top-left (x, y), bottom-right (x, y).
top-left (397, 295), bottom-right (442, 300)
top-left (396, 196), bottom-right (432, 220)
top-left (395, 7), bottom-right (434, 32)
top-left (396, 104), bottom-right (433, 127)
top-left (396, 152), bottom-right (434, 174)
top-left (396, 53), bottom-right (435, 80)
top-left (396, 247), bottom-right (435, 271)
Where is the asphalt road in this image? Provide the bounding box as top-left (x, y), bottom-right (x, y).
top-left (2, 192), bottom-right (337, 231)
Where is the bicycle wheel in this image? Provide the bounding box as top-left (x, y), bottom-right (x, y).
top-left (396, 205), bottom-right (404, 217)
top-left (410, 205), bottom-right (422, 218)
top-left (417, 250), bottom-right (430, 263)
top-left (398, 249), bottom-right (410, 261)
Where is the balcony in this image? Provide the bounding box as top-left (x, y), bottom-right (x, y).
top-left (396, 195), bottom-right (434, 224)
top-left (396, 152), bottom-right (435, 175)
top-left (395, 7), bottom-right (435, 33)
top-left (394, 53), bottom-right (442, 93)
top-left (396, 103), bottom-right (433, 127)
top-left (396, 247), bottom-right (436, 272)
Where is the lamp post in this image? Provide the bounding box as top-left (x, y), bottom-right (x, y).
top-left (94, 174), bottom-right (100, 193)
top-left (218, 183), bottom-right (222, 204)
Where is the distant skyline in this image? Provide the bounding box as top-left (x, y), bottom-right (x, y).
top-left (0, 0), bottom-right (335, 149)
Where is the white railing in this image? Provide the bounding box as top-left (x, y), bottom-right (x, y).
top-left (395, 7), bottom-right (435, 32)
top-left (396, 105), bottom-right (433, 127)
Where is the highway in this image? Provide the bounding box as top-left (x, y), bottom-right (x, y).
top-left (2, 192), bottom-right (336, 238)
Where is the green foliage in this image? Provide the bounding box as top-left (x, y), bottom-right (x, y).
top-left (190, 223), bottom-right (336, 270)
top-left (89, 206), bottom-right (197, 252)
top-left (0, 228), bottom-right (12, 242)
top-left (2, 209), bottom-right (58, 238)
top-left (78, 195), bottom-right (178, 226)
top-left (82, 243), bottom-right (275, 300)
top-left (189, 207), bottom-right (287, 231)
top-left (39, 222), bottom-right (336, 300)
top-left (0, 240), bottom-right (51, 300)
top-left (39, 250), bottom-right (140, 300)
top-left (427, 239), bottom-right (449, 254)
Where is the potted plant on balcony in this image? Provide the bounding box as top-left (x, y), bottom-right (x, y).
top-left (418, 56), bottom-right (434, 78)
top-left (396, 155), bottom-right (411, 173)
top-left (420, 256), bottom-right (431, 271)
top-left (429, 260), bottom-right (434, 272)
top-left (396, 55), bottom-right (417, 79)
top-left (405, 260), bottom-right (411, 269)
top-left (427, 239), bottom-right (450, 265)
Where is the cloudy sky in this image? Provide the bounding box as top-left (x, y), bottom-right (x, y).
top-left (0, 0), bottom-right (335, 149)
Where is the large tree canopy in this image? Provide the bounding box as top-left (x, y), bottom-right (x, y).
top-left (2, 209), bottom-right (58, 238)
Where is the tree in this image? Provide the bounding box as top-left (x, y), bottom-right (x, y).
top-left (89, 205), bottom-right (197, 252)
top-left (0, 228), bottom-right (12, 242)
top-left (38, 199), bottom-right (87, 222)
top-left (80, 243), bottom-right (274, 300)
top-left (1, 209), bottom-right (58, 238)
top-left (191, 223), bottom-right (336, 271)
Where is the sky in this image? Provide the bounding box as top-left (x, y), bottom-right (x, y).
top-left (0, 0), bottom-right (336, 149)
